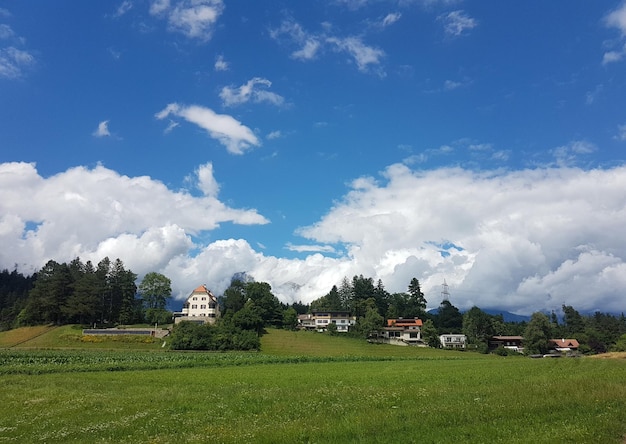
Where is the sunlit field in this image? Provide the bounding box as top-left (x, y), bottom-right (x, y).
top-left (0, 328), bottom-right (625, 443)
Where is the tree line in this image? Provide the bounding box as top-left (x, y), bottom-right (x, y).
top-left (2, 263), bottom-right (625, 354)
top-left (0, 258), bottom-right (174, 330)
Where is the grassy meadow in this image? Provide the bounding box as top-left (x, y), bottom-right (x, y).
top-left (0, 327), bottom-right (625, 443)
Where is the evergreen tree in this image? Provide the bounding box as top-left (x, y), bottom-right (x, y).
top-left (407, 278), bottom-right (427, 318)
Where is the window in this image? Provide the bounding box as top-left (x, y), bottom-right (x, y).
top-left (191, 304), bottom-right (197, 309)
top-left (200, 305), bottom-right (206, 309)
top-left (192, 297), bottom-right (197, 301)
top-left (202, 297), bottom-right (206, 301)
top-left (209, 303), bottom-right (216, 309)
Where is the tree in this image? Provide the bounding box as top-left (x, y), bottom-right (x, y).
top-left (435, 299), bottom-right (463, 334)
top-left (232, 299), bottom-right (264, 334)
top-left (355, 304), bottom-right (384, 338)
top-left (282, 307), bottom-right (298, 330)
top-left (138, 272), bottom-right (172, 310)
top-left (562, 305), bottom-right (584, 337)
top-left (421, 319), bottom-right (440, 348)
top-left (222, 279), bottom-right (246, 315)
top-left (463, 306), bottom-right (499, 346)
top-left (326, 321), bottom-right (339, 336)
top-left (310, 285), bottom-right (344, 311)
top-left (63, 260), bottom-right (99, 325)
top-left (407, 278), bottom-right (427, 318)
top-left (23, 260), bottom-right (73, 325)
top-left (245, 281), bottom-right (283, 327)
top-left (524, 312), bottom-right (552, 355)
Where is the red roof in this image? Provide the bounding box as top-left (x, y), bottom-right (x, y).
top-left (193, 284), bottom-right (209, 293)
top-left (549, 339), bottom-right (580, 349)
top-left (387, 318), bottom-right (422, 327)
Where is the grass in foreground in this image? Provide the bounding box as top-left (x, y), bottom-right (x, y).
top-left (1, 327), bottom-right (625, 443)
top-left (0, 357), bottom-right (625, 443)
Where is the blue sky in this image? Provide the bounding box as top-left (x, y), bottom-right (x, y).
top-left (2, 1), bottom-right (626, 315)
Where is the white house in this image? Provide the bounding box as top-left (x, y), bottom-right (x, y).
top-left (371, 318), bottom-right (424, 346)
top-left (439, 334), bottom-right (467, 349)
top-left (173, 285), bottom-right (220, 325)
top-left (298, 311), bottom-right (356, 333)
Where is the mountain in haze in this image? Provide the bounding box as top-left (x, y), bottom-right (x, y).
top-left (427, 307), bottom-right (530, 323)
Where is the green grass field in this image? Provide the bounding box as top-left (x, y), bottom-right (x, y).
top-left (1, 327), bottom-right (625, 443)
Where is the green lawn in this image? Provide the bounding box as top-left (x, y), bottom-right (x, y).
top-left (0, 327), bottom-right (625, 443)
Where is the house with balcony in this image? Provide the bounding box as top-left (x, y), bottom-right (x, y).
top-left (370, 318), bottom-right (424, 346)
top-left (489, 335), bottom-right (524, 353)
top-left (298, 310), bottom-right (356, 333)
top-left (173, 285), bottom-right (220, 325)
top-left (439, 334), bottom-right (467, 349)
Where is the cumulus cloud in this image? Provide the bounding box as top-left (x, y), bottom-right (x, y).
top-left (2, 161), bottom-right (626, 314)
top-left (294, 164), bottom-right (626, 314)
top-left (0, 161), bottom-right (268, 278)
top-left (439, 10), bottom-right (477, 37)
top-left (92, 120), bottom-right (111, 137)
top-left (155, 103), bottom-right (260, 154)
top-left (219, 77), bottom-right (285, 107)
top-left (149, 0), bottom-right (224, 41)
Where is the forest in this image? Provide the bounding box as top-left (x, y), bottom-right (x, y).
top-left (1, 261), bottom-right (625, 354)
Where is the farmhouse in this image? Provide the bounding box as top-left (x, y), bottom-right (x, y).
top-left (489, 335), bottom-right (524, 353)
top-left (173, 285), bottom-right (220, 325)
top-left (298, 311), bottom-right (356, 333)
top-left (439, 334), bottom-right (466, 349)
top-left (549, 338), bottom-right (580, 352)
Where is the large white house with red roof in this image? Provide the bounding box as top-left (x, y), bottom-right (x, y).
top-left (173, 285), bottom-right (220, 325)
top-left (369, 318), bottom-right (425, 346)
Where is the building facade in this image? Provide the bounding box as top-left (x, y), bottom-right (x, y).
top-left (439, 334), bottom-right (467, 349)
top-left (371, 318), bottom-right (424, 346)
top-left (174, 285), bottom-right (220, 324)
top-left (298, 311), bottom-right (357, 333)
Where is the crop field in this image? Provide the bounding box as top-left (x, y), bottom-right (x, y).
top-left (0, 328), bottom-right (625, 443)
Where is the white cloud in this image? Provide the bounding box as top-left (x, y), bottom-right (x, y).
top-left (326, 36), bottom-right (385, 72)
top-left (381, 12), bottom-right (402, 27)
top-left (617, 123), bottom-right (626, 141)
top-left (286, 243), bottom-right (336, 253)
top-left (193, 162), bottom-right (220, 198)
top-left (267, 130), bottom-right (282, 140)
top-left (0, 161), bottom-right (268, 278)
top-left (2, 161), bottom-right (626, 314)
top-left (551, 140), bottom-right (597, 166)
top-left (214, 54), bottom-right (228, 71)
top-left (155, 103), bottom-right (260, 154)
top-left (439, 10), bottom-right (477, 37)
top-left (92, 120), bottom-right (111, 137)
top-left (605, 1), bottom-right (626, 35)
top-left (0, 46), bottom-right (35, 79)
top-left (0, 24), bottom-right (14, 39)
top-left (271, 19), bottom-right (383, 73)
top-left (270, 19), bottom-right (322, 61)
top-left (114, 1), bottom-right (133, 17)
top-left (603, 3), bottom-right (626, 64)
top-left (294, 163), bottom-right (626, 314)
top-left (219, 77), bottom-right (285, 107)
top-left (149, 0), bottom-right (224, 41)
